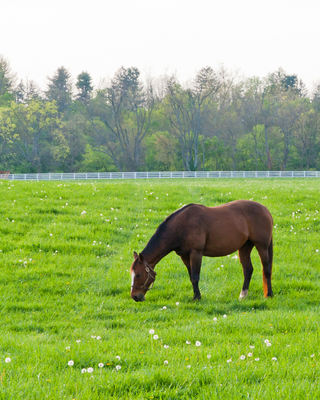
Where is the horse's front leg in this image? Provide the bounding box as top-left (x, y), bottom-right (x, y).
top-left (189, 250), bottom-right (203, 300)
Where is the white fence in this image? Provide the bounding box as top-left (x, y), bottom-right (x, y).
top-left (2, 170), bottom-right (320, 181)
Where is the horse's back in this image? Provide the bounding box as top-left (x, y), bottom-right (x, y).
top-left (172, 201), bottom-right (272, 256)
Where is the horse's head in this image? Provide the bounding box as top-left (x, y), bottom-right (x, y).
top-left (130, 251), bottom-right (156, 302)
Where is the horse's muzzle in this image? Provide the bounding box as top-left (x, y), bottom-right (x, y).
top-left (132, 293), bottom-right (145, 302)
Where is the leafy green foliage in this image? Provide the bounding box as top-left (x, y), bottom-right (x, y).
top-left (1, 57), bottom-right (320, 173)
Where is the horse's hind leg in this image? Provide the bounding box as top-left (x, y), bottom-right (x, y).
top-left (256, 240), bottom-right (273, 297)
top-left (238, 241), bottom-right (254, 299)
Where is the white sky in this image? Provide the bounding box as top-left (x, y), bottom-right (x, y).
top-left (1, 0), bottom-right (320, 91)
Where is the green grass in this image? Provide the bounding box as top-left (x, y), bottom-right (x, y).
top-left (1, 178), bottom-right (320, 399)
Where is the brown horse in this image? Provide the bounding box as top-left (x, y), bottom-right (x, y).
top-left (130, 200), bottom-right (273, 302)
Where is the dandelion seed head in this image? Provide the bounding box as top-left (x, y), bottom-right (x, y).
top-left (149, 329), bottom-right (155, 334)
top-left (153, 335), bottom-right (159, 340)
top-left (115, 365), bottom-right (121, 371)
top-left (195, 341), bottom-right (201, 347)
top-left (164, 360), bottom-right (168, 364)
top-left (81, 368), bottom-right (87, 373)
top-left (68, 360), bottom-right (74, 366)
top-left (98, 363), bottom-right (104, 368)
top-left (240, 355), bottom-right (246, 360)
top-left (87, 367), bottom-right (93, 373)
top-left (5, 357), bottom-right (11, 363)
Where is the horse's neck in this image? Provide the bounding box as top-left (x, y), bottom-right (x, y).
top-left (142, 231), bottom-right (174, 268)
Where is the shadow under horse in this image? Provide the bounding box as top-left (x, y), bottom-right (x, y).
top-left (130, 200), bottom-right (273, 302)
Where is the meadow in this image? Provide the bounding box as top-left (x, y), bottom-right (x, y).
top-left (1, 177), bottom-right (320, 399)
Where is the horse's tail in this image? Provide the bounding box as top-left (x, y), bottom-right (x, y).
top-left (263, 237), bottom-right (273, 297)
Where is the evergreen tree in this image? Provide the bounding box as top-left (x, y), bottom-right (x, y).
top-left (76, 71), bottom-right (93, 104)
top-left (45, 66), bottom-right (72, 114)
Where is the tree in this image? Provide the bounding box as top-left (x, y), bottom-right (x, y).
top-left (0, 55), bottom-right (16, 105)
top-left (164, 67), bottom-right (220, 171)
top-left (0, 100), bottom-right (68, 172)
top-left (87, 66), bottom-right (155, 171)
top-left (15, 78), bottom-right (41, 103)
top-left (76, 72), bottom-right (93, 104)
top-left (45, 67), bottom-right (73, 114)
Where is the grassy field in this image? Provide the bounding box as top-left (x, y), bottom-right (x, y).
top-left (1, 178), bottom-right (320, 399)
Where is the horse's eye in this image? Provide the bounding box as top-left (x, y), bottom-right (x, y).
top-left (136, 274), bottom-right (141, 278)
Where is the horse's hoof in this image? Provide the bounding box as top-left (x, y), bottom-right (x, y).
top-left (193, 295), bottom-right (201, 301)
top-left (239, 289), bottom-right (248, 300)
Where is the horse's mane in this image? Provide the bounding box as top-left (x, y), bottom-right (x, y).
top-left (143, 204), bottom-right (195, 255)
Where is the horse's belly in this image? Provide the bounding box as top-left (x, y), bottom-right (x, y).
top-left (203, 234), bottom-right (248, 257)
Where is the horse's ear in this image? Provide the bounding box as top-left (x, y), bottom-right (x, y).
top-left (138, 253), bottom-right (144, 263)
top-left (133, 251), bottom-right (138, 260)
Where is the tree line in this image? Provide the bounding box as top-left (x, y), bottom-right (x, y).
top-left (1, 55), bottom-right (320, 173)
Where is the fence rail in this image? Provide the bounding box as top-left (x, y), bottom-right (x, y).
top-left (2, 171), bottom-right (320, 181)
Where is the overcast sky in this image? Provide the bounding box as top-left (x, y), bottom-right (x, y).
top-left (1, 0), bottom-right (320, 91)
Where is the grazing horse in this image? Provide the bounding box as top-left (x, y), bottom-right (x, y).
top-left (130, 200), bottom-right (273, 302)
